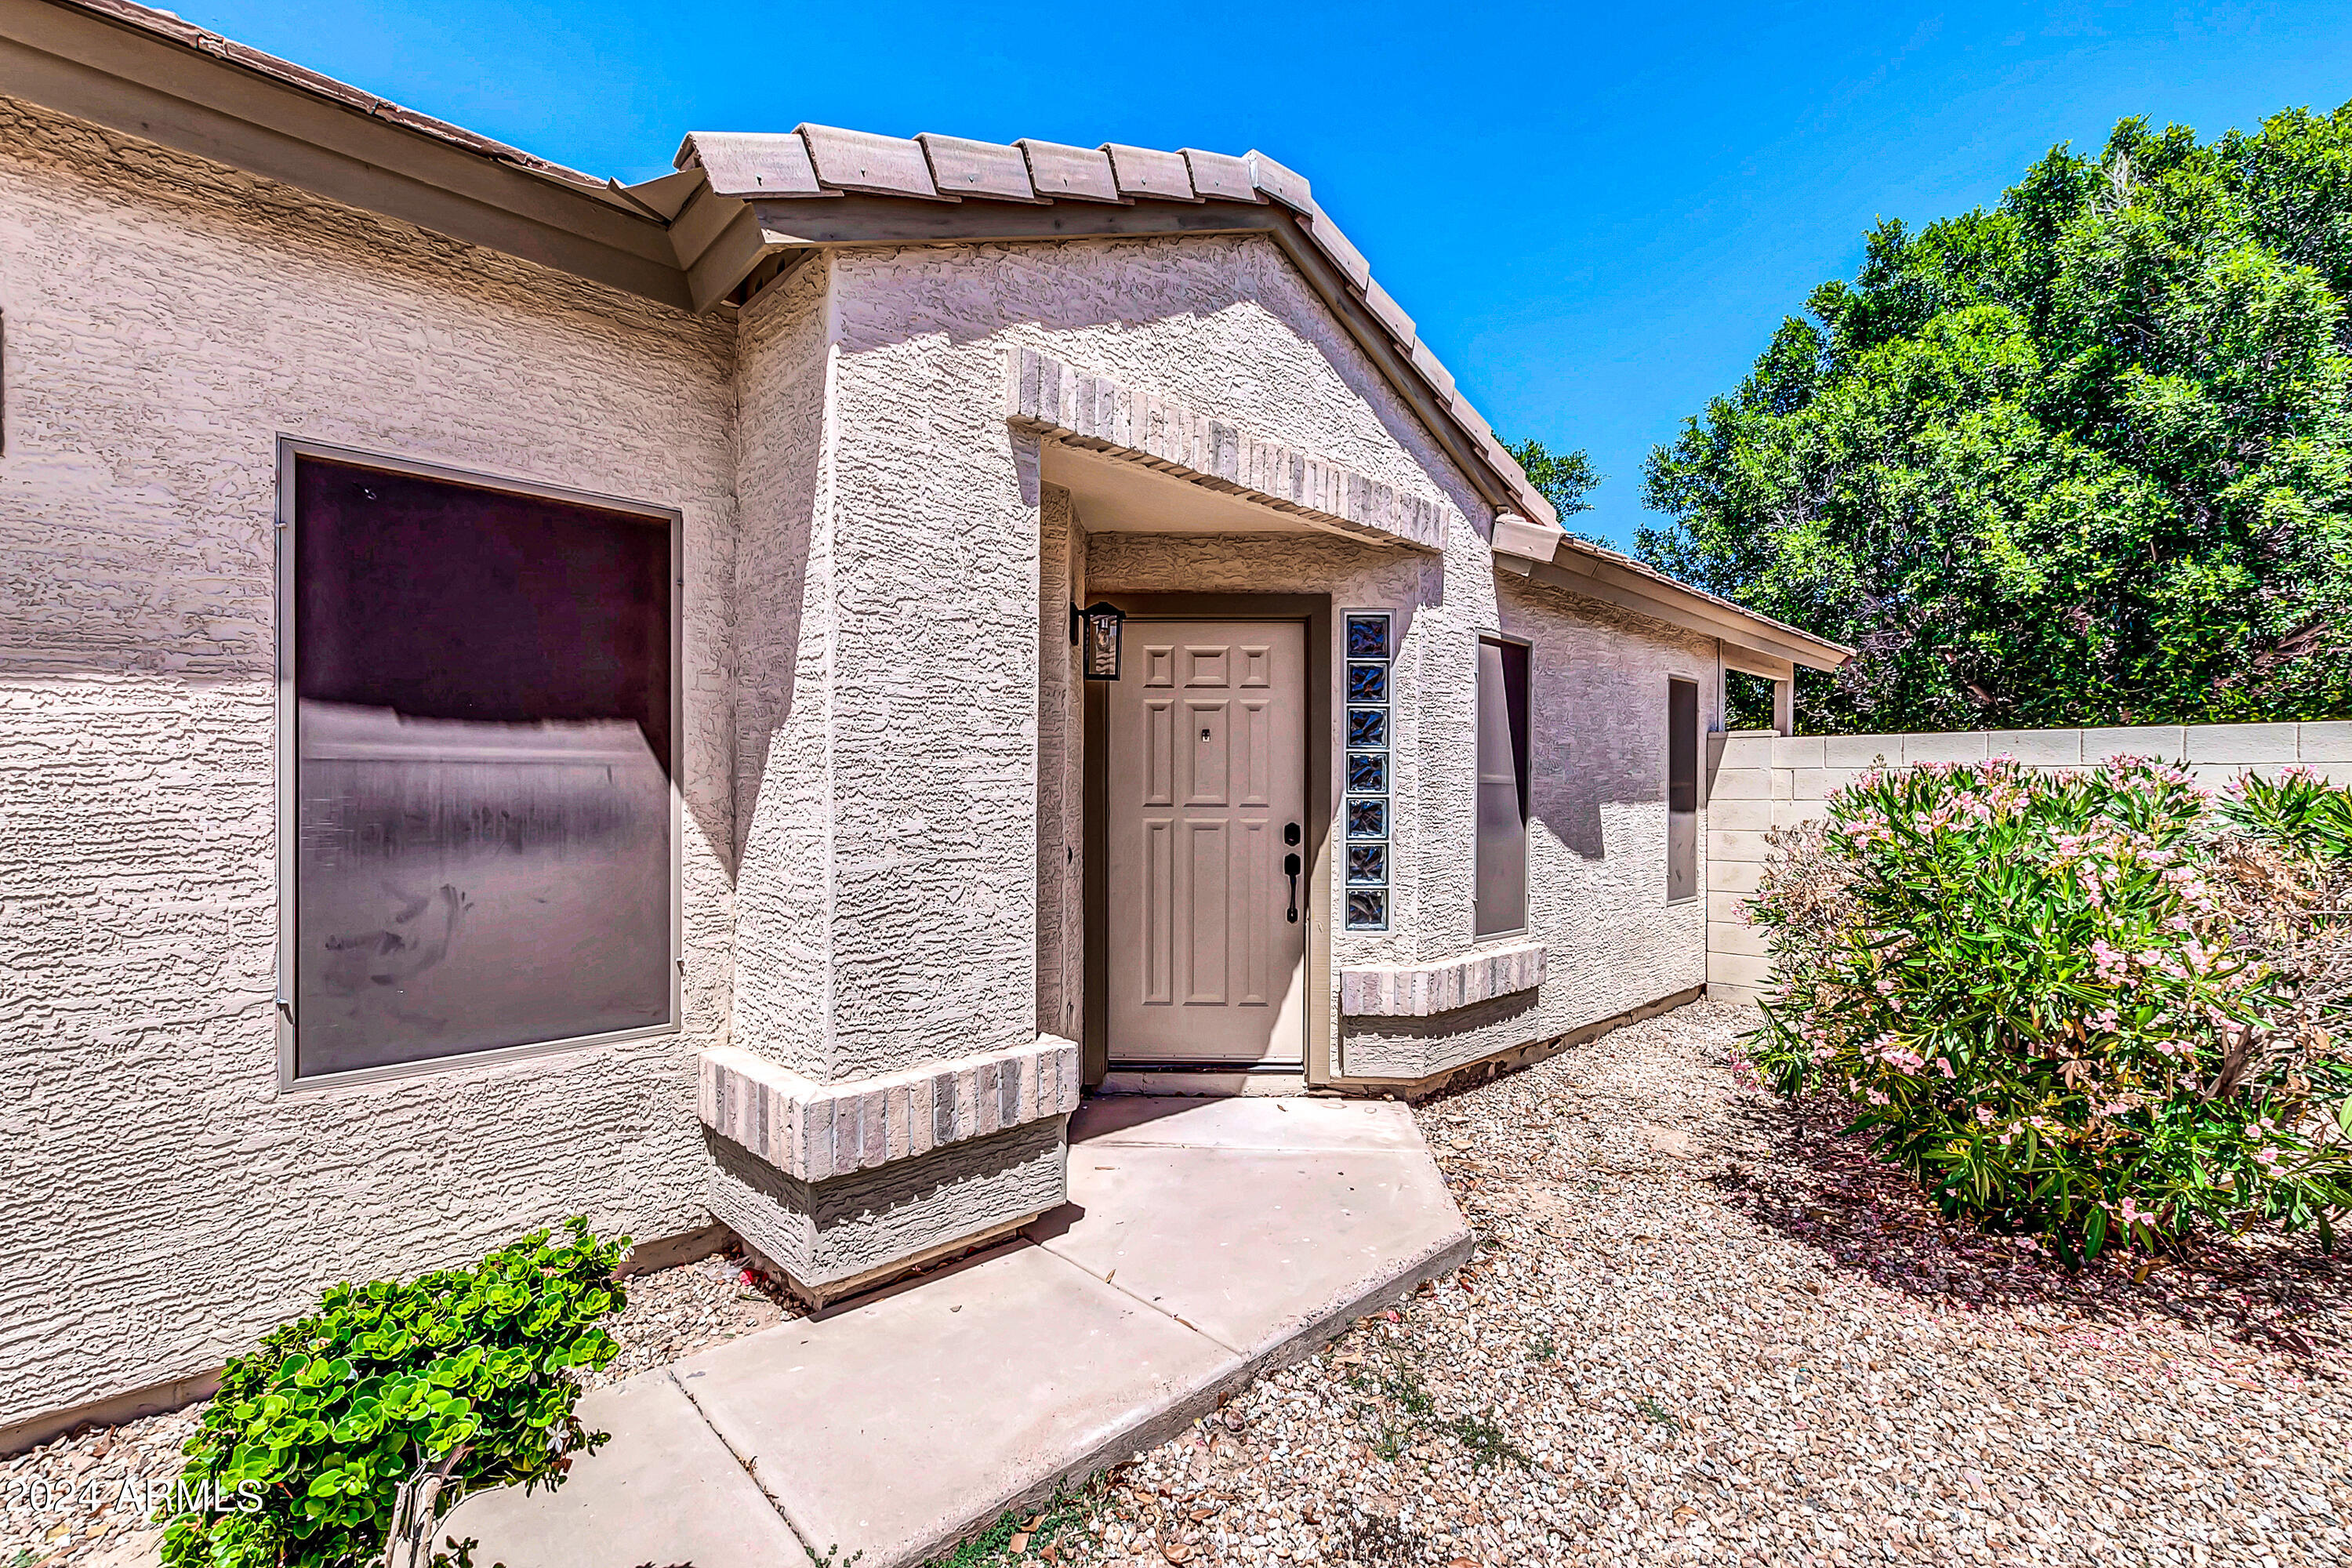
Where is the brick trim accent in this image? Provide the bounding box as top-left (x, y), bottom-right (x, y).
top-left (698, 1035), bottom-right (1082, 1183)
top-left (1005, 347), bottom-right (1449, 551)
top-left (1339, 942), bottom-right (1546, 1018)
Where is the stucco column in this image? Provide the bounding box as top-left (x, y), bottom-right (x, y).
top-left (706, 254), bottom-right (1074, 1306)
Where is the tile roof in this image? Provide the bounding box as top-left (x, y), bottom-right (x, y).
top-left (21, 0), bottom-right (1846, 663)
top-left (670, 125), bottom-right (1849, 663)
top-left (673, 125), bottom-right (1575, 528)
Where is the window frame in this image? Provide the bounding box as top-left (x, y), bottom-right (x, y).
top-left (272, 437), bottom-right (685, 1094)
top-left (1666, 673), bottom-right (1700, 904)
top-left (1341, 609), bottom-right (1396, 932)
top-left (1472, 631), bottom-right (1533, 940)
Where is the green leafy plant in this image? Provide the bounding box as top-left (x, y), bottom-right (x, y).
top-left (159, 1218), bottom-right (630, 1568)
top-left (1750, 757), bottom-right (2352, 1262)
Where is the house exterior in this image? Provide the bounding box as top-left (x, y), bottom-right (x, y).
top-left (0, 0), bottom-right (1846, 1448)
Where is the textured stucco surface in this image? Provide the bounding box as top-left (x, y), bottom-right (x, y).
top-left (815, 231), bottom-right (1485, 1078)
top-left (5, 123), bottom-right (1744, 1432)
top-left (1036, 485), bottom-right (1086, 1045)
top-left (731, 254), bottom-right (837, 1080)
top-left (1006, 347), bottom-right (1450, 550)
top-left (0, 96), bottom-right (739, 1428)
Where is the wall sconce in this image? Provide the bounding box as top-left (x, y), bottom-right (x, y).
top-left (1074, 601), bottom-right (1125, 681)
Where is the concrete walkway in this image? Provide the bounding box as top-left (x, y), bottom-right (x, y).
top-left (447, 1094), bottom-right (1470, 1568)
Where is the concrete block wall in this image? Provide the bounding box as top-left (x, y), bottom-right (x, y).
top-left (1707, 720), bottom-right (2352, 1003)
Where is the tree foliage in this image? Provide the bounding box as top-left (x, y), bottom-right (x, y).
top-left (1639, 105), bottom-right (2352, 732)
top-left (1505, 438), bottom-right (1603, 540)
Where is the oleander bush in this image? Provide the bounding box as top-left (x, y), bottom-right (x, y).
top-left (159, 1218), bottom-right (629, 1568)
top-left (1750, 757), bottom-right (2352, 1262)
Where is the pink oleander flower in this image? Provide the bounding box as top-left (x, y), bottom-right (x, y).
top-left (1866, 1089), bottom-right (1891, 1105)
top-left (1975, 1105), bottom-right (1996, 1126)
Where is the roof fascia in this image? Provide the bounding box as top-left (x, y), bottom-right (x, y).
top-left (0, 0), bottom-right (691, 309)
top-left (746, 191), bottom-right (1282, 248)
top-left (1504, 552), bottom-right (1848, 671)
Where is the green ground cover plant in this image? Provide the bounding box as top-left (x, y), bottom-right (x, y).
top-left (158, 1218), bottom-right (629, 1568)
top-left (1750, 757), bottom-right (2352, 1262)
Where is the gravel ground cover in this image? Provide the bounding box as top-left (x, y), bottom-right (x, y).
top-left (944, 1000), bottom-right (2351, 1568)
top-left (13, 1001), bottom-right (2347, 1568)
top-left (0, 1245), bottom-right (798, 1567)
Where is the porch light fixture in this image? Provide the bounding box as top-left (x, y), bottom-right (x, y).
top-left (1078, 601), bottom-right (1125, 681)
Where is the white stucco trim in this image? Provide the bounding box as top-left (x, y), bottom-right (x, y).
top-left (1004, 347), bottom-right (1448, 551)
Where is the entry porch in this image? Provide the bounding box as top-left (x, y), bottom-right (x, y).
top-left (448, 1094), bottom-right (1472, 1568)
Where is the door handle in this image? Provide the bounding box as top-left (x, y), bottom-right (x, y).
top-left (1283, 851), bottom-right (1301, 924)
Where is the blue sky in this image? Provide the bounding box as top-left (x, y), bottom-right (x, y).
top-left (181, 1), bottom-right (2352, 548)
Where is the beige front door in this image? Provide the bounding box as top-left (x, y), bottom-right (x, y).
top-left (1106, 620), bottom-right (1309, 1065)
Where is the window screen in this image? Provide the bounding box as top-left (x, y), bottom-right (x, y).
top-left (1668, 677), bottom-right (1699, 902)
top-left (291, 455), bottom-right (673, 1077)
top-left (1474, 638), bottom-right (1530, 937)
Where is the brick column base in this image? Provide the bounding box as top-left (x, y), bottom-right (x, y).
top-left (696, 1035), bottom-right (1080, 1305)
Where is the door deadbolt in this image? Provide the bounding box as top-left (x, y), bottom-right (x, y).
top-left (1283, 821), bottom-right (1301, 846)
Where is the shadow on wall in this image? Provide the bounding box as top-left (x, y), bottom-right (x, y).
top-left (1339, 986), bottom-right (1537, 1057)
top-left (729, 505), bottom-right (812, 887)
top-left (1514, 591), bottom-right (1679, 865)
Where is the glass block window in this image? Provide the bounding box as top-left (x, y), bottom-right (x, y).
top-left (1341, 612), bottom-right (1392, 930)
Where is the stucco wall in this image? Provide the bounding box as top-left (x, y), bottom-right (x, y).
top-left (0, 96), bottom-right (739, 1429)
top-left (731, 255), bottom-right (838, 1080)
top-left (1706, 721), bottom-right (2352, 1002)
top-left (803, 229), bottom-right (1724, 1085)
top-left (1036, 486), bottom-right (1086, 1045)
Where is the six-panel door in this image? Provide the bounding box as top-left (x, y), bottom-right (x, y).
top-left (1105, 621), bottom-right (1309, 1065)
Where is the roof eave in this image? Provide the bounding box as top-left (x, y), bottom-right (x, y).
top-left (1493, 530), bottom-right (1849, 670)
top-left (2, 0), bottom-right (691, 308)
top-left (5, 0), bottom-right (1853, 669)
